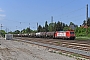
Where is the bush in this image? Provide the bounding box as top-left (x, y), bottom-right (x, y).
top-left (0, 30), bottom-right (6, 37)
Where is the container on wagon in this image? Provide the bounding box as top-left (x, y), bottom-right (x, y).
top-left (5, 34), bottom-right (13, 40)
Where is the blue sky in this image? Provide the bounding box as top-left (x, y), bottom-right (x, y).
top-left (0, 0), bottom-right (90, 32)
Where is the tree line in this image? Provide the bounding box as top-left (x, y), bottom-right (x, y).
top-left (8, 21), bottom-right (77, 34)
top-left (0, 17), bottom-right (90, 37)
top-left (37, 21), bottom-right (77, 32)
top-left (75, 17), bottom-right (90, 37)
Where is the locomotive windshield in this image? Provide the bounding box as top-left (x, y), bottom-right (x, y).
top-left (70, 32), bottom-right (74, 34)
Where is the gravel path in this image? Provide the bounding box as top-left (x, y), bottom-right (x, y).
top-left (0, 39), bottom-right (76, 60)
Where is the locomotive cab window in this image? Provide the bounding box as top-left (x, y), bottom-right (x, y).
top-left (70, 32), bottom-right (74, 34)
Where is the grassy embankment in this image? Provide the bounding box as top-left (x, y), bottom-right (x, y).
top-left (75, 37), bottom-right (90, 40)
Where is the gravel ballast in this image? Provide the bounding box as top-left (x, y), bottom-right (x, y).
top-left (0, 39), bottom-right (76, 60)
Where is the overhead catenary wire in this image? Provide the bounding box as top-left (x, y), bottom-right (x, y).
top-left (61, 14), bottom-right (85, 20)
top-left (5, 7), bottom-right (85, 23)
top-left (57, 7), bottom-right (85, 18)
top-left (0, 0), bottom-right (78, 24)
top-left (0, 0), bottom-right (88, 31)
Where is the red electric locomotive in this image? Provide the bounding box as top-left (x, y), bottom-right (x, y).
top-left (54, 30), bottom-right (75, 40)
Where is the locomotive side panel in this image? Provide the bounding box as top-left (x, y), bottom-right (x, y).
top-left (54, 31), bottom-right (66, 39)
top-left (57, 32), bottom-right (66, 36)
top-left (66, 31), bottom-right (75, 40)
top-left (54, 31), bottom-right (75, 40)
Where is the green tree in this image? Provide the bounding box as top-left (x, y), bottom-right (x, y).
top-left (82, 20), bottom-right (86, 26)
top-left (21, 29), bottom-right (26, 33)
top-left (56, 21), bottom-right (62, 31)
top-left (53, 22), bottom-right (57, 31)
top-left (48, 23), bottom-right (54, 31)
top-left (37, 25), bottom-right (43, 32)
top-left (14, 30), bottom-right (20, 34)
top-left (69, 22), bottom-right (74, 25)
top-left (63, 27), bottom-right (69, 31)
top-left (62, 23), bottom-right (65, 28)
top-left (65, 24), bottom-right (68, 27)
top-left (75, 27), bottom-right (86, 36)
top-left (87, 17), bottom-right (90, 27)
top-left (0, 30), bottom-right (6, 37)
top-left (45, 21), bottom-right (49, 32)
top-left (8, 31), bottom-right (13, 34)
top-left (25, 27), bottom-right (30, 33)
top-left (69, 22), bottom-right (77, 30)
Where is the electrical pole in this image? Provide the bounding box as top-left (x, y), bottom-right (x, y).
top-left (20, 22), bottom-right (22, 38)
top-left (29, 23), bottom-right (30, 28)
top-left (0, 24), bottom-right (3, 45)
top-left (1, 24), bottom-right (3, 30)
top-left (51, 16), bottom-right (53, 31)
top-left (6, 28), bottom-right (7, 33)
top-left (29, 23), bottom-right (30, 33)
top-left (51, 16), bottom-right (53, 23)
top-left (86, 4), bottom-right (88, 34)
top-left (16, 26), bottom-right (17, 30)
top-left (0, 24), bottom-right (3, 37)
top-left (37, 22), bottom-right (38, 32)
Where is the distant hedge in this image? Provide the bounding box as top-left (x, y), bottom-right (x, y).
top-left (75, 27), bottom-right (90, 37)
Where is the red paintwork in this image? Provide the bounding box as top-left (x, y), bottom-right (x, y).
top-left (54, 31), bottom-right (75, 39)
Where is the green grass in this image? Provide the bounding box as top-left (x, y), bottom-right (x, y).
top-left (72, 53), bottom-right (82, 57)
top-left (59, 52), bottom-right (62, 55)
top-left (76, 37), bottom-right (90, 40)
top-left (57, 42), bottom-right (61, 45)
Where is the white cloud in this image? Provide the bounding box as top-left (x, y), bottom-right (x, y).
top-left (0, 14), bottom-right (6, 17)
top-left (0, 17), bottom-right (4, 20)
top-left (0, 8), bottom-right (6, 20)
top-left (0, 14), bottom-right (6, 20)
top-left (0, 8), bottom-right (4, 12)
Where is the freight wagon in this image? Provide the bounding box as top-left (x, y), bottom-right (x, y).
top-left (13, 30), bottom-right (75, 40)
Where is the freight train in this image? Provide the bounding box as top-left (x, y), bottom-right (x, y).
top-left (13, 30), bottom-right (75, 40)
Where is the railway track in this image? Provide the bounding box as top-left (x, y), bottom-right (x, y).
top-left (13, 37), bottom-right (90, 60)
